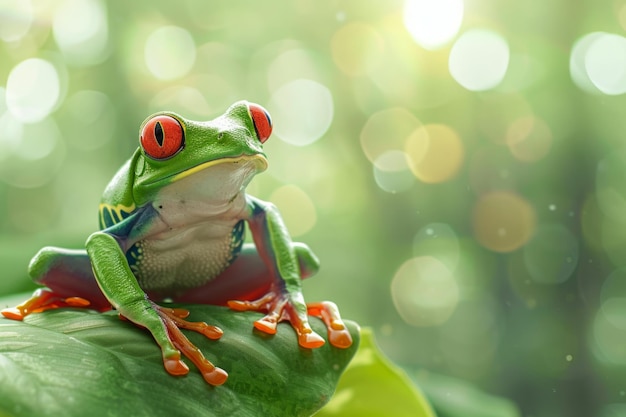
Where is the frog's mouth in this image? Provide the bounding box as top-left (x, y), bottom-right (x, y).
top-left (171, 154), bottom-right (268, 183)
top-left (150, 154), bottom-right (267, 220)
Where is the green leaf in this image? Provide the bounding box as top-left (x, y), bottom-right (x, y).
top-left (413, 372), bottom-right (521, 417)
top-left (316, 328), bottom-right (436, 417)
top-left (0, 298), bottom-right (359, 417)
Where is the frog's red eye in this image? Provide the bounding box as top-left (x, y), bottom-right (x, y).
top-left (248, 103), bottom-right (272, 143)
top-left (140, 115), bottom-right (184, 160)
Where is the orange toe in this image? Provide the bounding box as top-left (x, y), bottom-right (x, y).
top-left (1, 308), bottom-right (25, 321)
top-left (254, 318), bottom-right (277, 334)
top-left (203, 367), bottom-right (228, 386)
top-left (298, 331), bottom-right (325, 349)
top-left (164, 356), bottom-right (189, 376)
top-left (329, 327), bottom-right (353, 349)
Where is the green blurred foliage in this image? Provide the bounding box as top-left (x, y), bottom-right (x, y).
top-left (1, 0), bottom-right (626, 416)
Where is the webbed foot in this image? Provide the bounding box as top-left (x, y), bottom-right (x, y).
top-left (306, 301), bottom-right (353, 349)
top-left (228, 291), bottom-right (352, 349)
top-left (1, 288), bottom-right (92, 320)
top-left (136, 303), bottom-right (228, 386)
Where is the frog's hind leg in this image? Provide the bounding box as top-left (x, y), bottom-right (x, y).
top-left (174, 242), bottom-right (319, 305)
top-left (1, 247), bottom-right (110, 320)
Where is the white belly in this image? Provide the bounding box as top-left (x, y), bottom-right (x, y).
top-left (127, 159), bottom-right (256, 295)
top-left (130, 219), bottom-right (244, 294)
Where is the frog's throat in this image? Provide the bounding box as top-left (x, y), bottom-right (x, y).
top-left (171, 154), bottom-right (268, 183)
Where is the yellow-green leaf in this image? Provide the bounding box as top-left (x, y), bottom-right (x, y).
top-left (317, 328), bottom-right (436, 417)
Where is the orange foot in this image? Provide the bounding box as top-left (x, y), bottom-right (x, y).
top-left (147, 304), bottom-right (228, 386)
top-left (307, 301), bottom-right (353, 349)
top-left (228, 292), bottom-right (352, 349)
top-left (1, 288), bottom-right (92, 320)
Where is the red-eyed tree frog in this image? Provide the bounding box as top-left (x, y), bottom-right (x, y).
top-left (2, 101), bottom-right (352, 386)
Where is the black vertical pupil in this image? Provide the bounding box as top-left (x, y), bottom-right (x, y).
top-left (154, 121), bottom-right (164, 147)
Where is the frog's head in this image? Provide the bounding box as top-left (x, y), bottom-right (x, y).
top-left (132, 101), bottom-right (272, 206)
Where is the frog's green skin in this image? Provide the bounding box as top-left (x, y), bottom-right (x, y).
top-left (2, 101), bottom-right (352, 386)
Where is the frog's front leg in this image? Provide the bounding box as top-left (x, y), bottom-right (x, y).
top-left (85, 226), bottom-right (227, 386)
top-left (227, 196), bottom-right (352, 349)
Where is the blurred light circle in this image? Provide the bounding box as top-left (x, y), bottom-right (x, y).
top-left (372, 150), bottom-right (415, 193)
top-left (473, 191), bottom-right (536, 252)
top-left (15, 122), bottom-right (58, 161)
top-left (523, 223), bottom-right (579, 284)
top-left (267, 48), bottom-right (319, 92)
top-left (506, 116), bottom-right (552, 162)
top-left (413, 223), bottom-right (460, 271)
top-left (360, 108), bottom-right (421, 163)
top-left (0, 87), bottom-right (5, 115)
top-left (391, 256), bottom-right (459, 327)
top-left (52, 0), bottom-right (109, 66)
top-left (0, 112), bottom-right (23, 161)
top-left (403, 0), bottom-right (463, 50)
top-left (449, 29), bottom-right (510, 91)
top-left (569, 32), bottom-right (605, 94)
top-left (331, 22), bottom-right (384, 76)
top-left (600, 269), bottom-right (626, 330)
top-left (269, 185), bottom-right (317, 237)
top-left (144, 26), bottom-right (196, 80)
top-left (64, 90), bottom-right (116, 150)
top-left (584, 33), bottom-right (626, 95)
top-left (268, 79), bottom-right (333, 146)
top-left (0, 118), bottom-right (65, 188)
top-left (592, 308), bottom-right (626, 365)
top-left (581, 194), bottom-right (603, 251)
top-left (6, 58), bottom-right (61, 123)
top-left (405, 124), bottom-right (464, 183)
top-left (0, 0), bottom-right (33, 42)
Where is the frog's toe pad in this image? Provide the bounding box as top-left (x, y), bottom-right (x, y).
top-left (1, 307), bottom-right (25, 321)
top-left (226, 300), bottom-right (249, 311)
top-left (164, 356), bottom-right (189, 376)
top-left (298, 331), bottom-right (325, 349)
top-left (253, 317), bottom-right (278, 334)
top-left (328, 326), bottom-right (353, 349)
top-left (307, 301), bottom-right (354, 349)
top-left (203, 367), bottom-right (228, 386)
top-left (64, 297), bottom-right (91, 308)
top-left (200, 324), bottom-right (224, 340)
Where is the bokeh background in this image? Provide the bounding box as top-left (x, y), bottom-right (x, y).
top-left (2, 0), bottom-right (626, 415)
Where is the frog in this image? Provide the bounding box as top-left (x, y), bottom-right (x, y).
top-left (1, 101), bottom-right (352, 386)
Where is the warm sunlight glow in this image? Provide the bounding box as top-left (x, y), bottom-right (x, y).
top-left (403, 0), bottom-right (464, 50)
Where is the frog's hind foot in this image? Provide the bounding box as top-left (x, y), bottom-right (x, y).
top-left (228, 291), bottom-right (328, 349)
top-left (307, 301), bottom-right (353, 349)
top-left (1, 288), bottom-right (92, 321)
top-left (141, 304), bottom-right (228, 386)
